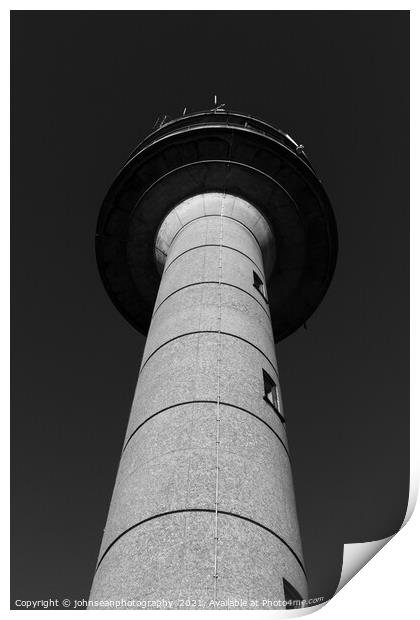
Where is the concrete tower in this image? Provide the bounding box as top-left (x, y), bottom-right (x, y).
top-left (90, 110), bottom-right (337, 609)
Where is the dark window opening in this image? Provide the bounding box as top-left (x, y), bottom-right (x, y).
top-left (253, 270), bottom-right (266, 298)
top-left (283, 578), bottom-right (303, 609)
top-left (262, 369), bottom-right (284, 423)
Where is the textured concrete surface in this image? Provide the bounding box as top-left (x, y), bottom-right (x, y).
top-left (155, 193), bottom-right (276, 277)
top-left (91, 513), bottom-right (307, 608)
top-left (97, 403), bottom-right (300, 560)
top-left (90, 193), bottom-right (307, 608)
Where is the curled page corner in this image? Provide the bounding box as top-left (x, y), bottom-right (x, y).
top-left (285, 474), bottom-right (419, 617)
top-left (333, 470), bottom-right (418, 598)
top-left (334, 535), bottom-right (393, 594)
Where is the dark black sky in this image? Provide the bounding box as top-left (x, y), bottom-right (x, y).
top-left (11, 10), bottom-right (409, 607)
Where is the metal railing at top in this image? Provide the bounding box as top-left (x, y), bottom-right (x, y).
top-left (122, 109), bottom-right (314, 172)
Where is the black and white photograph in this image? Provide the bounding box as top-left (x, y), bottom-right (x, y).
top-left (10, 7), bottom-right (413, 616)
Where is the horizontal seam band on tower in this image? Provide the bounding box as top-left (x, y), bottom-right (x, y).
top-left (152, 281), bottom-right (270, 320)
top-left (163, 244), bottom-right (265, 278)
top-left (139, 330), bottom-right (278, 379)
top-left (121, 400), bottom-right (289, 460)
top-left (95, 508), bottom-right (306, 579)
top-left (168, 214), bottom-right (264, 255)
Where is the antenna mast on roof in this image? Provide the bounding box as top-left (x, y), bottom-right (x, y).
top-left (212, 94), bottom-right (226, 112)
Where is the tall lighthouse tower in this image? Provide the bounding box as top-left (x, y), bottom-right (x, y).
top-left (90, 110), bottom-right (337, 608)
